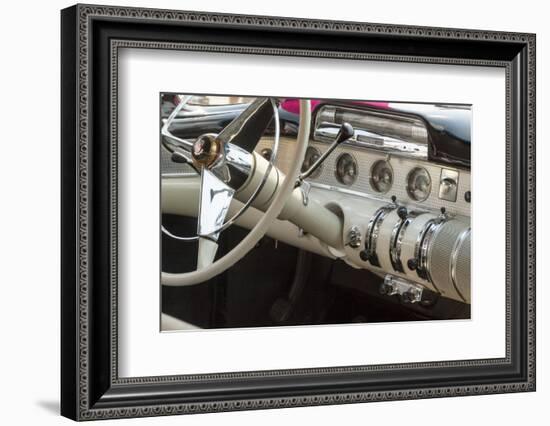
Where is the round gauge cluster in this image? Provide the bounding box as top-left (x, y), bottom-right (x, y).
top-left (407, 167), bottom-right (432, 201)
top-left (299, 145), bottom-right (434, 204)
top-left (370, 160), bottom-right (393, 193)
top-left (301, 147), bottom-right (323, 178)
top-left (335, 153), bottom-right (358, 186)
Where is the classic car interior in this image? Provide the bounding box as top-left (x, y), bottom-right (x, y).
top-left (160, 95), bottom-right (471, 330)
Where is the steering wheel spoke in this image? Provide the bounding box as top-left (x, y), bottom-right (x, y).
top-left (196, 168), bottom-right (235, 268)
top-left (197, 238), bottom-right (219, 270)
top-left (216, 97), bottom-right (275, 153)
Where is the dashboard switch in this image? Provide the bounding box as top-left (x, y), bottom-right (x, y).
top-left (438, 169), bottom-right (459, 202)
top-left (407, 258), bottom-right (418, 271)
top-left (359, 250), bottom-right (369, 262)
top-left (397, 206), bottom-right (408, 220)
top-left (346, 226), bottom-right (362, 248)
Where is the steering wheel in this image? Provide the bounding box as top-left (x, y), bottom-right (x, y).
top-left (161, 98), bottom-right (311, 287)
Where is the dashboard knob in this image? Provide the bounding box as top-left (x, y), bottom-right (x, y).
top-left (397, 206), bottom-right (408, 220)
top-left (335, 122), bottom-right (355, 144)
top-left (359, 250), bottom-right (369, 262)
top-left (407, 258), bottom-right (418, 271)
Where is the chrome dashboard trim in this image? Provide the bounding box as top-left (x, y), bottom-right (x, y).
top-left (365, 204), bottom-right (396, 267)
top-left (314, 104), bottom-right (429, 159)
top-left (390, 215), bottom-right (407, 273)
top-left (315, 125), bottom-right (428, 159)
top-left (414, 219), bottom-right (439, 288)
top-left (390, 210), bottom-right (424, 273)
top-left (420, 221), bottom-right (439, 288)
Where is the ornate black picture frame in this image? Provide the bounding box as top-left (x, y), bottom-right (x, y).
top-left (61, 4), bottom-right (536, 421)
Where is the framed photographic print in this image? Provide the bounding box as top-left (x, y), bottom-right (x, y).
top-left (61, 4), bottom-right (536, 421)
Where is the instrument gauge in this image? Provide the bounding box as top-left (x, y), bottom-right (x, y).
top-left (370, 160), bottom-right (393, 193)
top-left (407, 167), bottom-right (432, 201)
top-left (335, 153), bottom-right (358, 186)
top-left (301, 146), bottom-right (323, 178)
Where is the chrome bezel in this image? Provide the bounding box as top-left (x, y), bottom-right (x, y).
top-left (415, 217), bottom-right (450, 293)
top-left (365, 204), bottom-right (396, 267)
top-left (369, 159), bottom-right (394, 194)
top-left (390, 210), bottom-right (424, 273)
top-left (406, 166), bottom-right (432, 202)
top-left (418, 221), bottom-right (439, 286)
top-left (413, 219), bottom-right (438, 283)
top-left (334, 152), bottom-right (358, 186)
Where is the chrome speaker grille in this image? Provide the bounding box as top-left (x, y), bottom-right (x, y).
top-left (427, 220), bottom-right (470, 302)
top-left (453, 230), bottom-right (471, 302)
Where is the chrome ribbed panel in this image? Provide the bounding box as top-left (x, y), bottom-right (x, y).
top-left (454, 230), bottom-right (471, 302)
top-left (427, 220), bottom-right (470, 301)
top-left (255, 137), bottom-right (471, 217)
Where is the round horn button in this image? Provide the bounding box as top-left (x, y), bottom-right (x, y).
top-left (192, 134), bottom-right (220, 168)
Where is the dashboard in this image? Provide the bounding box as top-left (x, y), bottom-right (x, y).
top-left (256, 136), bottom-right (471, 217)
top-left (161, 99), bottom-right (471, 306)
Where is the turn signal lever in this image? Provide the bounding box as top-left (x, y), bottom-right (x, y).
top-left (295, 122), bottom-right (354, 188)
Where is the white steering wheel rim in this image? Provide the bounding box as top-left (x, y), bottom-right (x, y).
top-left (162, 99), bottom-right (311, 286)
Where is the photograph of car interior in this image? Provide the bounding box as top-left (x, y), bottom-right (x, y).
top-left (160, 94), bottom-right (472, 330)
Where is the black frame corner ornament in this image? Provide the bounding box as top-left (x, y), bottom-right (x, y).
top-left (61, 3), bottom-right (535, 421)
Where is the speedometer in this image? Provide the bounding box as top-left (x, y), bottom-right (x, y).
top-left (406, 167), bottom-right (431, 201)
